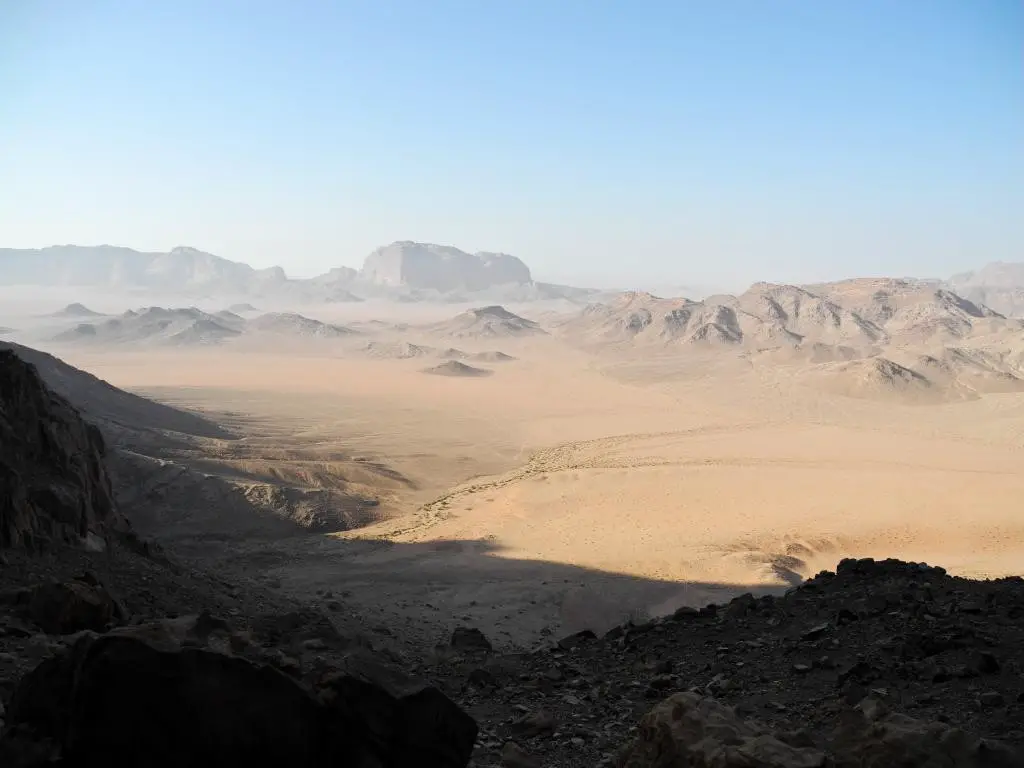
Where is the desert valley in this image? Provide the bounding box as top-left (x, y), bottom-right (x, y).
top-left (3, 244), bottom-right (1024, 646)
top-left (3, 243), bottom-right (1024, 766)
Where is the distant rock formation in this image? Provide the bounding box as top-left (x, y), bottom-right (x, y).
top-left (0, 245), bottom-right (287, 294)
top-left (0, 350), bottom-right (120, 549)
top-left (427, 305), bottom-right (546, 339)
top-left (247, 312), bottom-right (355, 339)
top-left (948, 261), bottom-right (1024, 318)
top-left (360, 242), bottom-right (532, 292)
top-left (52, 307), bottom-right (241, 347)
top-left (46, 303), bottom-right (104, 318)
top-left (421, 361), bottom-right (493, 378)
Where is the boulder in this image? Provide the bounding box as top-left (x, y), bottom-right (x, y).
top-left (617, 692), bottom-right (828, 768)
top-left (27, 578), bottom-right (123, 635)
top-left (0, 626), bottom-right (477, 768)
top-left (450, 626), bottom-right (493, 653)
top-left (830, 698), bottom-right (1021, 768)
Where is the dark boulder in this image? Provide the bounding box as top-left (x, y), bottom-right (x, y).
top-left (450, 626), bottom-right (493, 653)
top-left (0, 627), bottom-right (477, 768)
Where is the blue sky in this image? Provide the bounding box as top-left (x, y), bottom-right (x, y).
top-left (1, 1), bottom-right (1020, 289)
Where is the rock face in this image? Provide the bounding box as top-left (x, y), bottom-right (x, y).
top-left (0, 350), bottom-right (119, 549)
top-left (361, 242), bottom-right (532, 292)
top-left (0, 620), bottom-right (477, 767)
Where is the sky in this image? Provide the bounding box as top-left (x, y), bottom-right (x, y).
top-left (1, 1), bottom-right (1021, 290)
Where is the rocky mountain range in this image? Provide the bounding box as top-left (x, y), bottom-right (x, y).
top-left (3, 242), bottom-right (1023, 314)
top-left (0, 242), bottom-right (590, 305)
top-left (46, 307), bottom-right (357, 348)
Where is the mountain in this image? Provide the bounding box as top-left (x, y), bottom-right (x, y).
top-left (246, 312), bottom-right (355, 338)
top-left (947, 262), bottom-right (1024, 317)
top-left (47, 302), bottom-right (105, 318)
top-left (426, 305), bottom-right (547, 339)
top-left (52, 307), bottom-right (241, 347)
top-left (360, 241), bottom-right (532, 292)
top-left (421, 360), bottom-right (493, 377)
top-left (560, 281), bottom-right (1019, 351)
top-left (0, 245), bottom-right (287, 294)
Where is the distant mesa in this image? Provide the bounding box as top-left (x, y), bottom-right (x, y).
top-left (360, 241), bottom-right (531, 292)
top-left (0, 326), bottom-right (13, 335)
top-left (421, 360), bottom-right (494, 377)
top-left (428, 305), bottom-right (547, 339)
top-left (227, 302), bottom-right (260, 313)
top-left (47, 302), bottom-right (105, 318)
top-left (246, 312), bottom-right (355, 338)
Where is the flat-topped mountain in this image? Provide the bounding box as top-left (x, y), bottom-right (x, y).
top-left (360, 241), bottom-right (531, 292)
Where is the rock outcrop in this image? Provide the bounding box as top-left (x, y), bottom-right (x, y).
top-left (0, 350), bottom-right (119, 549)
top-left (361, 242), bottom-right (532, 292)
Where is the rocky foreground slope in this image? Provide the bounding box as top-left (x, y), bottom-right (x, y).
top-left (1, 351), bottom-right (1022, 767)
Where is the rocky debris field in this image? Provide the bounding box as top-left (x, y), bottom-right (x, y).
top-left (2, 554), bottom-right (1022, 767)
top-left (435, 557), bottom-right (1024, 767)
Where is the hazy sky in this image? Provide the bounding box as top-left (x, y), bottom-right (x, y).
top-left (1, 1), bottom-right (1020, 289)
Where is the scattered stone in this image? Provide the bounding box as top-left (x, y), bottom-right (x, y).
top-left (618, 692), bottom-right (828, 767)
top-left (501, 740), bottom-right (541, 768)
top-left (557, 630), bottom-right (596, 650)
top-left (510, 709), bottom-right (556, 739)
top-left (450, 627), bottom-right (493, 653)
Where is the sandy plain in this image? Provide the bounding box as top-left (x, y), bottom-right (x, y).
top-left (33, 306), bottom-right (1024, 649)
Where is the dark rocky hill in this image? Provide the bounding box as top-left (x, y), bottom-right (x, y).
top-left (0, 350), bottom-right (120, 549)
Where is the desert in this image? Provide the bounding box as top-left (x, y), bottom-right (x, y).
top-left (4, 244), bottom-right (1024, 766)
top-left (3, 259), bottom-right (1024, 645)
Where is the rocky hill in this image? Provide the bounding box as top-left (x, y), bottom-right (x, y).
top-left (427, 306), bottom-right (547, 339)
top-left (0, 350), bottom-right (120, 549)
top-left (246, 312), bottom-right (356, 339)
top-left (45, 303), bottom-right (104, 319)
top-left (52, 307), bottom-right (241, 347)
